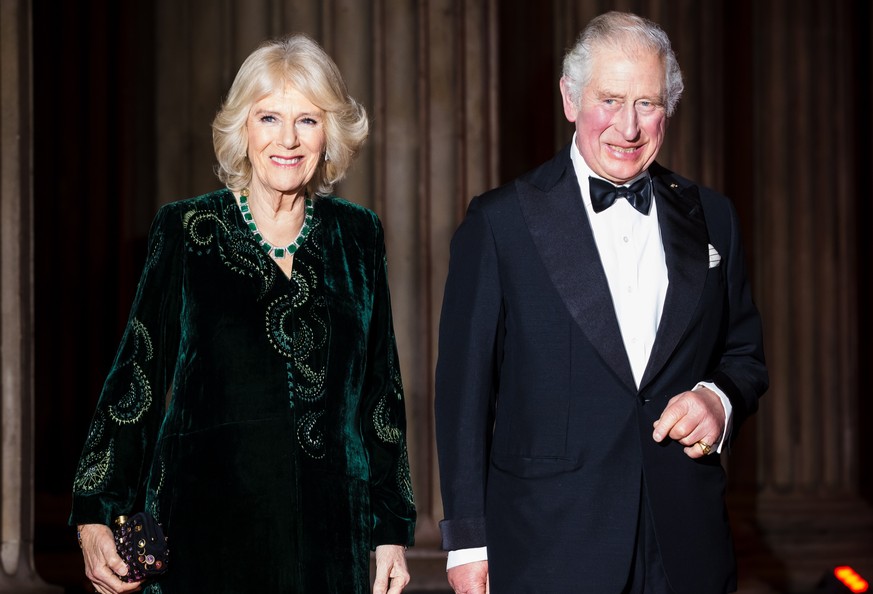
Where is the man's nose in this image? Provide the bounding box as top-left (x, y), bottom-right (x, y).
top-left (614, 104), bottom-right (640, 140)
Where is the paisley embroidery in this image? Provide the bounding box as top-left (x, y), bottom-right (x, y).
top-left (297, 410), bottom-right (326, 459)
top-left (258, 215), bottom-right (331, 458)
top-left (108, 363), bottom-right (152, 425)
top-left (266, 295), bottom-right (296, 358)
top-left (373, 324), bottom-right (404, 444)
top-left (144, 227), bottom-right (164, 271)
top-left (115, 319), bottom-right (154, 368)
top-left (146, 457), bottom-right (166, 519)
top-left (267, 289), bottom-right (329, 406)
top-left (83, 409), bottom-right (106, 450)
top-left (73, 441), bottom-right (114, 494)
top-left (184, 204), bottom-right (277, 299)
top-left (182, 209), bottom-right (227, 251)
top-left (373, 393), bottom-right (402, 445)
top-left (396, 445), bottom-right (415, 507)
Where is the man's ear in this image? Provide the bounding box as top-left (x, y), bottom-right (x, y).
top-left (559, 77), bottom-right (578, 123)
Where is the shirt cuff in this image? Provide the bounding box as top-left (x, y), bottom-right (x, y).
top-left (446, 547), bottom-right (488, 570)
top-left (695, 381), bottom-right (732, 453)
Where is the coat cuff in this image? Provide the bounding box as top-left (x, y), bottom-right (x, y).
top-left (439, 517), bottom-right (486, 551)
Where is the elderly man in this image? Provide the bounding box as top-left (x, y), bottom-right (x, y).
top-left (435, 11), bottom-right (768, 594)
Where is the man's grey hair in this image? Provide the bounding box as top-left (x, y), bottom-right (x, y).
top-left (561, 11), bottom-right (684, 117)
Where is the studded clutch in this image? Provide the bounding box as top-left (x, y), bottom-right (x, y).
top-left (113, 512), bottom-right (169, 582)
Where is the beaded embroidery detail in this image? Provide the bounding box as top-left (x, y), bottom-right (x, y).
top-left (73, 441), bottom-right (115, 494)
top-left (108, 363), bottom-right (152, 425)
top-left (184, 206), bottom-right (277, 299)
top-left (297, 410), bottom-right (326, 459)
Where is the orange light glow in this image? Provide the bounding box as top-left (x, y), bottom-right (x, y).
top-left (834, 566), bottom-right (869, 593)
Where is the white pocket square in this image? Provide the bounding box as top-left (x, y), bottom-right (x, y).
top-left (708, 244), bottom-right (721, 268)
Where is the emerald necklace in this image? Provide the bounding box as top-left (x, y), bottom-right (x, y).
top-left (238, 189), bottom-right (314, 259)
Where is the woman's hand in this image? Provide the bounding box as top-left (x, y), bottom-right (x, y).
top-left (77, 523), bottom-right (143, 594)
top-left (373, 544), bottom-right (410, 594)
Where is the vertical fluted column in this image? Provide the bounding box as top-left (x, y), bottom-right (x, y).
top-left (0, 1), bottom-right (62, 591)
top-left (755, 0), bottom-right (859, 498)
top-left (749, 2), bottom-right (871, 588)
top-left (361, 2), bottom-right (500, 585)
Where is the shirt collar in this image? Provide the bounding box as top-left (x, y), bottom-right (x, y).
top-left (569, 132), bottom-right (650, 206)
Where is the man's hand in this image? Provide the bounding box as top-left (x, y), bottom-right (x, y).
top-left (373, 544), bottom-right (410, 594)
top-left (77, 523), bottom-right (142, 594)
top-left (652, 387), bottom-right (725, 458)
top-left (447, 560), bottom-right (489, 594)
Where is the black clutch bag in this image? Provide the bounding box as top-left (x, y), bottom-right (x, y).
top-left (113, 512), bottom-right (169, 582)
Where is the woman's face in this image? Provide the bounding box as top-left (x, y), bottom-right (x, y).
top-left (245, 86), bottom-right (326, 199)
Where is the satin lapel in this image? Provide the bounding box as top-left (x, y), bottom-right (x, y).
top-left (516, 166), bottom-right (637, 392)
top-left (638, 170), bottom-right (709, 390)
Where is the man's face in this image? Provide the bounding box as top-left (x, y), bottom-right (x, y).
top-left (561, 46), bottom-right (668, 185)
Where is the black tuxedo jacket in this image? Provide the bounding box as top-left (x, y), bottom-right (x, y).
top-left (435, 145), bottom-right (768, 594)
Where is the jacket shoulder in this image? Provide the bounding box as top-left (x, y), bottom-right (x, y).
top-left (474, 144), bottom-right (574, 211)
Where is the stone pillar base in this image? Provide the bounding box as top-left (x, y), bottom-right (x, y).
top-left (0, 558), bottom-right (62, 593)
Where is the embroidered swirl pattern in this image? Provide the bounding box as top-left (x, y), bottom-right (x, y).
top-left (115, 319), bottom-right (154, 368)
top-left (146, 457), bottom-right (166, 519)
top-left (262, 217), bottom-right (332, 458)
top-left (74, 193), bottom-right (414, 543)
top-left (184, 205), bottom-right (277, 299)
top-left (108, 363), bottom-right (152, 425)
top-left (373, 394), bottom-right (403, 445)
top-left (82, 409), bottom-right (106, 450)
top-left (73, 441), bottom-right (115, 494)
top-left (396, 445), bottom-right (415, 506)
top-left (297, 410), bottom-right (326, 459)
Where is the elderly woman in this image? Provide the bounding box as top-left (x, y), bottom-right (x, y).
top-left (71, 34), bottom-right (415, 594)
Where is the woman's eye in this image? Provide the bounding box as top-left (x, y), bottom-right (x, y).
top-left (299, 117), bottom-right (319, 126)
top-left (259, 114), bottom-right (277, 123)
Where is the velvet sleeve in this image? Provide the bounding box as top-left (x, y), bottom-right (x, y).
top-left (69, 204), bottom-right (184, 527)
top-left (360, 218), bottom-right (416, 549)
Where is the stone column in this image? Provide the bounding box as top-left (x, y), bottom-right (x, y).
top-left (368, 1), bottom-right (499, 586)
top-left (0, 0), bottom-right (63, 591)
top-left (746, 1), bottom-right (873, 590)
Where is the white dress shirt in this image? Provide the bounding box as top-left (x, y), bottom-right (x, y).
top-left (446, 137), bottom-right (732, 570)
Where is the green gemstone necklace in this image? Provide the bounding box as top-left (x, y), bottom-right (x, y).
top-left (238, 189), bottom-right (314, 259)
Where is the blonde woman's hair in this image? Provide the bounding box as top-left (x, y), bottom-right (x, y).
top-left (213, 34), bottom-right (369, 196)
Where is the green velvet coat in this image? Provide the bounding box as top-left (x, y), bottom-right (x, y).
top-left (70, 189), bottom-right (416, 593)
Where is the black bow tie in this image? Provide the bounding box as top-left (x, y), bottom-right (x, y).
top-left (589, 176), bottom-right (652, 215)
